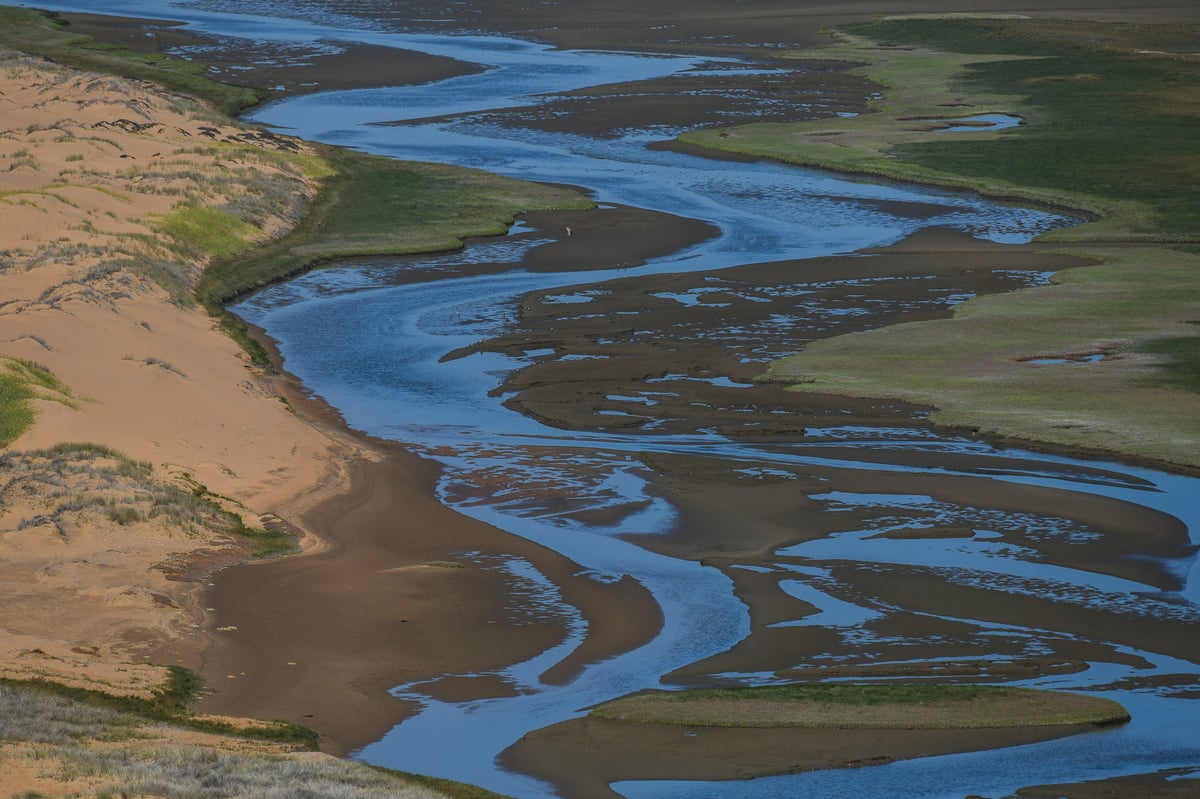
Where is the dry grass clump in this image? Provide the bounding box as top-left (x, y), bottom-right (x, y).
top-left (0, 683), bottom-right (139, 744)
top-left (66, 748), bottom-right (451, 799)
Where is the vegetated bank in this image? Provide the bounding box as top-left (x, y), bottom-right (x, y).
top-left (0, 676), bottom-right (511, 799)
top-left (682, 16), bottom-right (1200, 471)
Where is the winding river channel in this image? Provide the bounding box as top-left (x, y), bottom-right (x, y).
top-left (26, 2), bottom-right (1200, 797)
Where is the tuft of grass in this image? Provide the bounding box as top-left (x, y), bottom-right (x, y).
top-left (0, 358), bottom-right (76, 447)
top-left (107, 502), bottom-right (143, 526)
top-left (591, 683), bottom-right (1131, 730)
top-left (153, 205), bottom-right (258, 261)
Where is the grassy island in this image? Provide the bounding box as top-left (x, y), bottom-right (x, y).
top-left (591, 683), bottom-right (1130, 730)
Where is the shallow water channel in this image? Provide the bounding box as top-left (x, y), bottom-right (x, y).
top-left (28, 2), bottom-right (1200, 797)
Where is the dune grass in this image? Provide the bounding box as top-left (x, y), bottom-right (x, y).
top-left (591, 684), bottom-right (1130, 730)
top-left (0, 358), bottom-right (76, 446)
top-left (0, 681), bottom-right (510, 799)
top-left (1, 667), bottom-right (317, 749)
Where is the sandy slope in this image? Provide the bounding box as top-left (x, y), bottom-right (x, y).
top-left (0, 50), bottom-right (358, 697)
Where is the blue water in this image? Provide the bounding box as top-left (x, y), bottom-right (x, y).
top-left (25, 2), bottom-right (1200, 796)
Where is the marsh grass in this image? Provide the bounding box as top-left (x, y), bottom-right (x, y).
top-left (591, 684), bottom-right (1130, 730)
top-left (1136, 334), bottom-right (1200, 392)
top-left (767, 245), bottom-right (1200, 469)
top-left (682, 18), bottom-right (1200, 240)
top-left (198, 147), bottom-right (591, 366)
top-left (689, 17), bottom-right (1200, 468)
top-left (856, 17), bottom-right (1200, 239)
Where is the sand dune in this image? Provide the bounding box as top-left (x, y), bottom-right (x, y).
top-left (0, 50), bottom-right (359, 695)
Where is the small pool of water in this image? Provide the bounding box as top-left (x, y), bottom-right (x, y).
top-left (937, 113), bottom-right (1024, 132)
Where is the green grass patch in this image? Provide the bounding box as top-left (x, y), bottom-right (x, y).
top-left (389, 770), bottom-right (516, 799)
top-left (0, 370), bottom-right (36, 446)
top-left (198, 146), bottom-right (592, 306)
top-left (766, 245), bottom-right (1200, 469)
top-left (230, 522), bottom-right (298, 559)
top-left (0, 7), bottom-right (261, 115)
top-left (591, 683), bottom-right (1130, 730)
top-left (0, 358), bottom-right (76, 447)
top-left (681, 17), bottom-right (1200, 240)
top-left (153, 205), bottom-right (258, 260)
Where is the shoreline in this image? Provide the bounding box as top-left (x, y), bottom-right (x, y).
top-left (189, 375), bottom-right (666, 756)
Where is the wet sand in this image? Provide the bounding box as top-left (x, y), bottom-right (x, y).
top-left (503, 718), bottom-right (1103, 799)
top-left (67, 2), bottom-right (1200, 796)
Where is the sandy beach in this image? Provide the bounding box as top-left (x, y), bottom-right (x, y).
top-left (3, 2), bottom-right (1199, 798)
